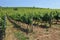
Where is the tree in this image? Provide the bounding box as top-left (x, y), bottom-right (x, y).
top-left (28, 13), bottom-right (33, 32)
top-left (33, 13), bottom-right (42, 25)
top-left (54, 11), bottom-right (60, 24)
top-left (13, 8), bottom-right (18, 11)
top-left (41, 13), bottom-right (51, 28)
top-left (48, 12), bottom-right (53, 27)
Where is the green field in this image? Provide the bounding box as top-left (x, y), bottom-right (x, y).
top-left (0, 7), bottom-right (60, 40)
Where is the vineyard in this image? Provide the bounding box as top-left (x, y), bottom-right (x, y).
top-left (0, 7), bottom-right (60, 40)
top-left (0, 13), bottom-right (6, 40)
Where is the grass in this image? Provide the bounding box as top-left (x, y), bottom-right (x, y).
top-left (14, 31), bottom-right (27, 40)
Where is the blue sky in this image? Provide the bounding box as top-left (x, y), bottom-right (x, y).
top-left (0, 0), bottom-right (60, 9)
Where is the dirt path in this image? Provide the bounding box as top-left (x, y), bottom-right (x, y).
top-left (4, 18), bottom-right (17, 40)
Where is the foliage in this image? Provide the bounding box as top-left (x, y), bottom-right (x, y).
top-left (14, 31), bottom-right (26, 40)
top-left (0, 7), bottom-right (60, 28)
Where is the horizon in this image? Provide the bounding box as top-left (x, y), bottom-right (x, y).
top-left (0, 6), bottom-right (60, 9)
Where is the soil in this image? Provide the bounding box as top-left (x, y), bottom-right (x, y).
top-left (4, 17), bottom-right (60, 40)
